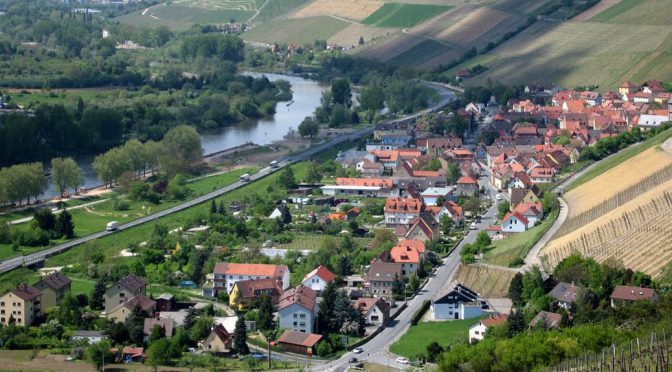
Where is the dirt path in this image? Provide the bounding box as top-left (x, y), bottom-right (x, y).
top-left (571, 0), bottom-right (620, 22)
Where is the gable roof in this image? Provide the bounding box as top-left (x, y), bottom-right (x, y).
top-left (354, 297), bottom-right (390, 315)
top-left (278, 285), bottom-right (317, 311)
top-left (336, 177), bottom-right (393, 188)
top-left (434, 282), bottom-right (479, 303)
top-left (143, 317), bottom-right (175, 337)
top-left (510, 187), bottom-right (530, 205)
top-left (502, 211), bottom-right (529, 226)
top-left (303, 265), bottom-right (337, 283)
top-left (610, 286), bottom-right (658, 301)
top-left (529, 311), bottom-right (562, 328)
top-left (549, 282), bottom-right (581, 304)
top-left (117, 274), bottom-right (147, 293)
top-left (211, 323), bottom-right (231, 344)
top-left (366, 261), bottom-right (402, 282)
top-left (110, 294), bottom-right (155, 313)
top-left (37, 272), bottom-right (71, 291)
top-left (10, 284), bottom-right (41, 301)
top-left (457, 176), bottom-right (478, 184)
top-left (513, 202), bottom-right (543, 217)
top-left (214, 263), bottom-right (288, 278)
top-left (481, 313), bottom-right (508, 327)
top-left (277, 330), bottom-right (322, 347)
top-left (395, 239), bottom-right (426, 254)
top-left (233, 278), bottom-right (283, 299)
top-left (390, 244), bottom-right (420, 264)
top-left (384, 197), bottom-right (423, 214)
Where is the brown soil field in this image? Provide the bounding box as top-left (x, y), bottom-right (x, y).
top-left (292, 0), bottom-right (383, 21)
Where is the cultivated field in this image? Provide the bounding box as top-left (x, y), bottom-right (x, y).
top-left (292, 0), bottom-right (383, 21)
top-left (572, 0), bottom-right (620, 22)
top-left (361, 3), bottom-right (452, 28)
top-left (387, 39), bottom-right (451, 66)
top-left (328, 23), bottom-right (396, 47)
top-left (453, 264), bottom-right (517, 298)
top-left (468, 20), bottom-right (672, 90)
top-left (542, 139), bottom-right (672, 278)
top-left (589, 0), bottom-right (670, 25)
top-left (241, 16), bottom-right (349, 45)
top-left (564, 147), bottom-right (672, 218)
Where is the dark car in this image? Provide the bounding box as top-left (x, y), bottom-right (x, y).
top-left (349, 357), bottom-right (358, 364)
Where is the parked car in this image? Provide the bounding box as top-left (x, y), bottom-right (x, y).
top-left (470, 222), bottom-right (477, 230)
top-left (349, 357), bottom-right (358, 363)
top-left (396, 357), bottom-right (410, 364)
top-left (353, 347), bottom-right (363, 354)
top-left (495, 193), bottom-right (502, 201)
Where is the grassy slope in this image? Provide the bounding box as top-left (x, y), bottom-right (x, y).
top-left (588, 0), bottom-right (643, 22)
top-left (117, 5), bottom-right (254, 30)
top-left (390, 319), bottom-right (477, 359)
top-left (362, 3), bottom-right (452, 28)
top-left (255, 0), bottom-right (312, 22)
top-left (566, 128), bottom-right (672, 192)
top-left (484, 209), bottom-right (559, 267)
top-left (242, 16), bottom-right (348, 45)
top-left (387, 39), bottom-right (450, 66)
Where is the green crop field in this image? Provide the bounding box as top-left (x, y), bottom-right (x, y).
top-left (255, 0), bottom-right (311, 22)
top-left (387, 39), bottom-right (450, 66)
top-left (589, 0), bottom-right (643, 22)
top-left (242, 16), bottom-right (348, 45)
top-left (484, 209), bottom-right (559, 267)
top-left (362, 3), bottom-right (452, 28)
top-left (390, 319), bottom-right (477, 359)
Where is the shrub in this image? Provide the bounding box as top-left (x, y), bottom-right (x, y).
top-left (411, 300), bottom-right (431, 325)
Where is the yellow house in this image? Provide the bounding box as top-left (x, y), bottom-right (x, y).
top-left (33, 272), bottom-right (71, 310)
top-left (229, 278), bottom-right (282, 311)
top-left (200, 324), bottom-right (232, 353)
top-left (107, 294), bottom-right (156, 323)
top-left (0, 284), bottom-right (42, 327)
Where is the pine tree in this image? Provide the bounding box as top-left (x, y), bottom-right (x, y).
top-left (125, 305), bottom-right (149, 345)
top-left (90, 277), bottom-right (107, 310)
top-left (233, 314), bottom-right (249, 355)
top-left (56, 208), bottom-right (75, 238)
top-left (183, 307), bottom-right (198, 330)
top-left (507, 309), bottom-right (525, 337)
top-left (337, 255), bottom-right (352, 276)
top-left (210, 200), bottom-right (217, 214)
top-left (508, 273), bottom-right (524, 307)
top-left (218, 200), bottom-right (226, 215)
top-left (256, 294), bottom-right (274, 330)
top-left (149, 324), bottom-right (166, 343)
top-left (318, 281), bottom-right (337, 334)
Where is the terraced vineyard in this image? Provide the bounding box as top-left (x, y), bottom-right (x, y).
top-left (361, 3), bottom-right (452, 28)
top-left (453, 264), bottom-right (517, 298)
top-left (543, 190), bottom-right (672, 277)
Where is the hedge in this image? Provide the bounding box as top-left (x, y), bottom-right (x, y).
top-left (411, 300), bottom-right (431, 326)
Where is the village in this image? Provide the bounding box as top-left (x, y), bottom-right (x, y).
top-left (0, 78), bottom-right (670, 369)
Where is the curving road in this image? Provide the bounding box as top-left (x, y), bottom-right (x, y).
top-left (0, 84), bottom-right (456, 274)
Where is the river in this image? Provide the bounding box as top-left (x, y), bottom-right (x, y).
top-left (42, 72), bottom-right (327, 198)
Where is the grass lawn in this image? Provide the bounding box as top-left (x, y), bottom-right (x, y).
top-left (43, 162), bottom-right (309, 267)
top-left (276, 234), bottom-right (371, 251)
top-left (566, 128), bottom-right (672, 192)
top-left (362, 3), bottom-right (452, 28)
top-left (390, 319), bottom-right (476, 359)
top-left (484, 209), bottom-right (559, 267)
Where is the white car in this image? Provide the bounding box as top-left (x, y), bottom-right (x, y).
top-left (495, 193), bottom-right (502, 201)
top-left (352, 347), bottom-right (363, 354)
top-left (470, 222), bottom-right (477, 230)
top-left (396, 357), bottom-right (410, 364)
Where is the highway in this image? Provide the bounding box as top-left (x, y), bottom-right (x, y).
top-left (0, 84), bottom-right (456, 274)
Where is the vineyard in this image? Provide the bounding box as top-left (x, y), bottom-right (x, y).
top-left (453, 264), bottom-right (517, 298)
top-left (565, 146), bottom-right (672, 217)
top-left (542, 190), bottom-right (672, 277)
top-left (555, 163), bottom-right (672, 238)
top-left (546, 330), bottom-right (671, 372)
top-left (361, 3), bottom-right (452, 28)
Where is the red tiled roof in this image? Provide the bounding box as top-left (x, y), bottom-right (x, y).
top-left (278, 285), bottom-right (317, 311)
top-left (354, 297), bottom-right (390, 314)
top-left (457, 176), bottom-right (478, 184)
top-left (336, 178), bottom-right (392, 188)
top-left (277, 330), bottom-right (322, 347)
top-left (395, 239), bottom-right (426, 254)
top-left (513, 202), bottom-right (543, 217)
top-left (481, 313), bottom-right (508, 327)
top-left (384, 197), bottom-right (423, 213)
top-left (503, 211), bottom-right (529, 226)
top-left (233, 278), bottom-right (283, 299)
top-left (122, 346), bottom-right (144, 357)
top-left (303, 265), bottom-right (337, 283)
top-left (390, 244), bottom-right (420, 264)
top-left (610, 286), bottom-right (658, 301)
top-left (214, 263), bottom-right (288, 277)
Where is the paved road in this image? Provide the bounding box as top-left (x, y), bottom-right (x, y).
top-left (0, 84), bottom-right (456, 274)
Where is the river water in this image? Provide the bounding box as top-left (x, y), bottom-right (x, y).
top-left (42, 72), bottom-right (327, 198)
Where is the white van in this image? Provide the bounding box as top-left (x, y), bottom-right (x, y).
top-left (106, 221), bottom-right (119, 231)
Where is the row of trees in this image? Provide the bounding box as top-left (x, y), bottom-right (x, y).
top-left (0, 162), bottom-right (47, 205)
top-left (93, 125), bottom-right (203, 187)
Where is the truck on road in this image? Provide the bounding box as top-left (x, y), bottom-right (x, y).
top-left (106, 221), bottom-right (119, 231)
top-left (239, 173), bottom-right (251, 182)
top-left (269, 160), bottom-right (279, 168)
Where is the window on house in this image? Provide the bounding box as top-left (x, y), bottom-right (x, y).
top-left (299, 314), bottom-right (305, 319)
top-left (299, 322), bottom-right (306, 327)
top-left (293, 314), bottom-right (297, 318)
top-left (293, 322), bottom-right (297, 326)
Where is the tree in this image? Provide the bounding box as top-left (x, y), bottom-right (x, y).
top-left (426, 341), bottom-right (444, 363)
top-left (371, 229), bottom-right (397, 250)
top-left (149, 324), bottom-right (166, 343)
top-left (337, 255), bottom-right (352, 276)
top-left (90, 277), bottom-right (106, 310)
top-left (463, 196), bottom-right (481, 215)
top-left (446, 162), bottom-right (460, 185)
top-left (305, 162), bottom-right (322, 184)
top-left (256, 294), bottom-right (274, 330)
top-left (55, 208), bottom-right (75, 238)
top-left (210, 200), bottom-right (217, 214)
top-left (189, 317), bottom-right (213, 342)
top-left (507, 309), bottom-right (525, 337)
top-left (160, 125), bottom-right (203, 177)
top-left (34, 208), bottom-right (56, 231)
top-left (358, 36), bottom-right (365, 45)
top-left (508, 273), bottom-right (524, 307)
top-left (318, 281), bottom-right (338, 334)
top-left (233, 314), bottom-right (249, 354)
top-left (147, 338), bottom-right (172, 371)
top-left (542, 193), bottom-right (559, 214)
top-left (360, 85), bottom-right (385, 111)
top-left (51, 157), bottom-right (84, 197)
top-left (184, 307), bottom-right (198, 331)
top-left (392, 273), bottom-right (404, 299)
top-left (87, 339), bottom-right (114, 371)
top-left (475, 231), bottom-right (492, 252)
top-left (331, 78), bottom-right (352, 107)
top-left (298, 117), bottom-right (319, 137)
top-left (125, 305), bottom-right (149, 345)
top-left (440, 214), bottom-right (454, 236)
top-left (497, 200), bottom-right (511, 219)
top-left (278, 167), bottom-right (296, 189)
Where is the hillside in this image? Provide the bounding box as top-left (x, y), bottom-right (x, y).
top-left (541, 133), bottom-right (672, 278)
top-left (465, 0), bottom-right (672, 89)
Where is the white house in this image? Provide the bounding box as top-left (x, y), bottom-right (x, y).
top-left (384, 197), bottom-right (423, 225)
top-left (513, 202), bottom-right (543, 228)
top-left (432, 283), bottom-right (482, 320)
top-left (354, 297), bottom-right (390, 326)
top-left (469, 314), bottom-right (508, 343)
top-left (301, 265), bottom-right (336, 292)
top-left (420, 187), bottom-right (454, 206)
top-left (501, 212), bottom-right (529, 233)
top-left (278, 285), bottom-right (318, 333)
top-left (637, 114), bottom-right (668, 129)
top-left (213, 263), bottom-right (290, 295)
